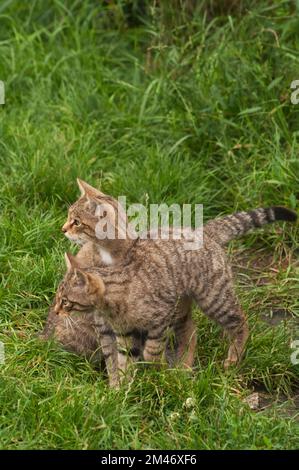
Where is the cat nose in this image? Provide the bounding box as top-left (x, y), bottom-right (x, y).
top-left (62, 223), bottom-right (68, 233)
top-left (54, 306), bottom-right (60, 315)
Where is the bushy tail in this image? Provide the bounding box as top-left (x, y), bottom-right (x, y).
top-left (204, 206), bottom-right (297, 246)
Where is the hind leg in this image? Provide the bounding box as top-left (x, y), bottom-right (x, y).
top-left (195, 274), bottom-right (249, 368)
top-left (218, 301), bottom-right (249, 368)
top-left (173, 314), bottom-right (197, 369)
top-left (223, 314), bottom-right (248, 369)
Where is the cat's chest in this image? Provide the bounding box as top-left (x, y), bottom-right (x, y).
top-left (97, 247), bottom-right (114, 265)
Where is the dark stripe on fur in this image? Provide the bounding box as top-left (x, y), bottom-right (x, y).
top-left (205, 206), bottom-right (297, 246)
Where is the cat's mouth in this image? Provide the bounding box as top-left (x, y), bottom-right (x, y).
top-left (64, 233), bottom-right (84, 245)
top-left (56, 310), bottom-right (69, 317)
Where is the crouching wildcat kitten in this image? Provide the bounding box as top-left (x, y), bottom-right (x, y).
top-left (38, 241), bottom-right (108, 364)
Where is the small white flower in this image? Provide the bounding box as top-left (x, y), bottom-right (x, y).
top-left (184, 397), bottom-right (196, 409)
top-left (189, 410), bottom-right (197, 421)
top-left (169, 412), bottom-right (180, 421)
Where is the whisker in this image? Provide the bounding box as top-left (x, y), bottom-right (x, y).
top-left (64, 316), bottom-right (75, 333)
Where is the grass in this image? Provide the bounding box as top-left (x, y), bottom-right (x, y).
top-left (0, 0), bottom-right (299, 449)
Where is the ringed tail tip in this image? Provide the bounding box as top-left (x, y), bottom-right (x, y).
top-left (271, 206), bottom-right (297, 223)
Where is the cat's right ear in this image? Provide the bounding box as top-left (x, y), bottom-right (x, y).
top-left (77, 178), bottom-right (106, 198)
top-left (77, 178), bottom-right (88, 197)
top-left (64, 252), bottom-right (78, 271)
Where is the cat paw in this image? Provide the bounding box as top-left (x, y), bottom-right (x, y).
top-left (223, 358), bottom-right (237, 370)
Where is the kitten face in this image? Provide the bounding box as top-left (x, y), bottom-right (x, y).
top-left (62, 197), bottom-right (99, 245)
top-left (62, 179), bottom-right (127, 246)
top-left (54, 274), bottom-right (96, 316)
top-left (54, 254), bottom-right (106, 317)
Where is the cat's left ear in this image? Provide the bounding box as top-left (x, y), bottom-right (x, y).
top-left (85, 272), bottom-right (106, 298)
top-left (73, 269), bottom-right (88, 287)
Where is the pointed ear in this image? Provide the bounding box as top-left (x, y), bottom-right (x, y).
top-left (77, 178), bottom-right (88, 196)
top-left (73, 268), bottom-right (88, 287)
top-left (85, 272), bottom-right (106, 298)
top-left (64, 252), bottom-right (78, 271)
top-left (77, 178), bottom-right (106, 198)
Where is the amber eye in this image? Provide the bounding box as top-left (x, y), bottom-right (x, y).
top-left (73, 219), bottom-right (81, 226)
top-left (61, 298), bottom-right (70, 307)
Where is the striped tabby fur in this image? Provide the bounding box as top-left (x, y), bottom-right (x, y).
top-left (56, 198), bottom-right (296, 387)
top-left (205, 206), bottom-right (297, 246)
top-left (43, 180), bottom-right (296, 380)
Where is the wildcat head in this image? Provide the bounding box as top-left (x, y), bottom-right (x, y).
top-left (62, 179), bottom-right (130, 246)
top-left (54, 253), bottom-right (106, 317)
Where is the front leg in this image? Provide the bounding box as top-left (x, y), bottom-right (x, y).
top-left (98, 321), bottom-right (119, 388)
top-left (166, 296), bottom-right (193, 367)
top-left (143, 330), bottom-right (167, 366)
top-left (116, 335), bottom-right (137, 384)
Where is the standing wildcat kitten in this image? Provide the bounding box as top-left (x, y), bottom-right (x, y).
top-left (56, 205), bottom-right (296, 387)
top-left (43, 179), bottom-right (297, 366)
top-left (61, 180), bottom-right (297, 361)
